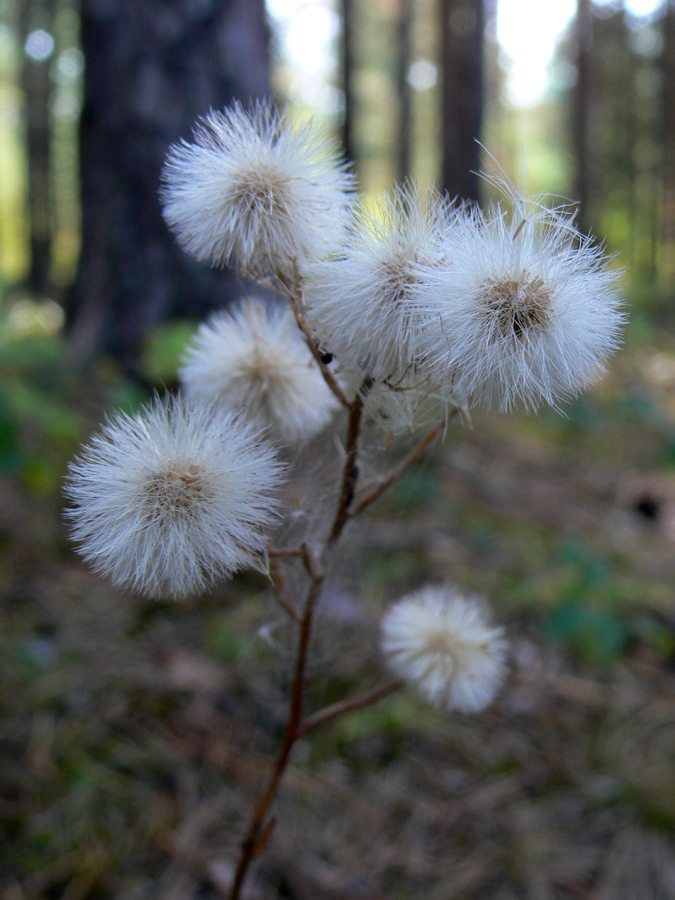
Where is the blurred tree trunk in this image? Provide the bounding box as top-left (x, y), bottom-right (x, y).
top-left (396, 0), bottom-right (413, 183)
top-left (68, 0), bottom-right (269, 367)
top-left (661, 1), bottom-right (675, 285)
top-left (573, 0), bottom-right (593, 234)
top-left (20, 0), bottom-right (55, 294)
top-left (439, 0), bottom-right (484, 202)
top-left (339, 0), bottom-right (357, 164)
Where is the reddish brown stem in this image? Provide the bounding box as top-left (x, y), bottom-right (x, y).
top-left (328, 378), bottom-right (372, 542)
top-left (349, 411), bottom-right (457, 519)
top-left (269, 557), bottom-right (300, 622)
top-left (298, 680), bottom-right (403, 738)
top-left (228, 573), bottom-right (323, 900)
top-left (277, 271), bottom-right (351, 408)
top-left (268, 547), bottom-right (303, 559)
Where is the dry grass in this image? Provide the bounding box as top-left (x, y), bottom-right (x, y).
top-left (3, 319), bottom-right (675, 899)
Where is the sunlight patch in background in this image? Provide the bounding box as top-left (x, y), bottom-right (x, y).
top-left (267, 0), bottom-right (667, 113)
top-left (498, 0), bottom-right (665, 107)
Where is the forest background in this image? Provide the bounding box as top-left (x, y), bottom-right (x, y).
top-left (4, 1), bottom-right (675, 898)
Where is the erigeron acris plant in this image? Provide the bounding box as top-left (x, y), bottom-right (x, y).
top-left (65, 101), bottom-right (624, 899)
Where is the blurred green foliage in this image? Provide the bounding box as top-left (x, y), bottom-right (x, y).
top-left (0, 328), bottom-right (85, 493)
top-left (139, 320), bottom-right (197, 387)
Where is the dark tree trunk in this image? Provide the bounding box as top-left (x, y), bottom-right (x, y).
top-left (439, 0), bottom-right (484, 202)
top-left (68, 0), bottom-right (270, 367)
top-left (20, 0), bottom-right (55, 294)
top-left (573, 0), bottom-right (593, 234)
top-left (340, 0), bottom-right (357, 165)
top-left (661, 1), bottom-right (675, 285)
top-left (396, 0), bottom-right (413, 183)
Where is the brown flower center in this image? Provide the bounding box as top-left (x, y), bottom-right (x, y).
top-left (143, 463), bottom-right (207, 516)
top-left (480, 275), bottom-right (551, 339)
top-left (233, 167), bottom-right (289, 218)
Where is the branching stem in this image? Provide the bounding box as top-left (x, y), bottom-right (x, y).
top-left (228, 571), bottom-right (323, 900)
top-left (350, 410), bottom-right (457, 518)
top-left (229, 302), bottom-right (451, 899)
top-left (298, 680), bottom-right (403, 738)
top-left (329, 377), bottom-right (373, 542)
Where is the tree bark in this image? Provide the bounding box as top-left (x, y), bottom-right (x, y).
top-left (573, 0), bottom-right (593, 234)
top-left (339, 0), bottom-right (357, 165)
top-left (68, 0), bottom-right (270, 367)
top-left (396, 0), bottom-right (413, 183)
top-left (20, 0), bottom-right (56, 294)
top-left (661, 1), bottom-right (675, 285)
top-left (439, 0), bottom-right (484, 202)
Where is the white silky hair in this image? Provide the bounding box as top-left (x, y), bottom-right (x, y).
top-left (160, 101), bottom-right (355, 280)
top-left (381, 585), bottom-right (508, 714)
top-left (414, 196), bottom-right (625, 411)
top-left (179, 297), bottom-right (339, 444)
top-left (65, 396), bottom-right (285, 599)
top-left (304, 183), bottom-right (463, 384)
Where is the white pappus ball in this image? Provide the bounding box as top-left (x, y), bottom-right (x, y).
top-left (304, 184), bottom-right (460, 384)
top-left (179, 297), bottom-right (339, 444)
top-left (161, 101), bottom-right (355, 279)
top-left (415, 196), bottom-right (625, 411)
top-left (65, 396), bottom-right (285, 599)
top-left (381, 585), bottom-right (508, 713)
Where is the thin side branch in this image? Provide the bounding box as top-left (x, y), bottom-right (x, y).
top-left (277, 270), bottom-right (351, 408)
top-left (298, 680), bottom-right (403, 738)
top-left (328, 377), bottom-right (373, 542)
top-left (349, 410), bottom-right (458, 518)
top-left (269, 557), bottom-right (300, 622)
top-left (268, 547), bottom-right (303, 559)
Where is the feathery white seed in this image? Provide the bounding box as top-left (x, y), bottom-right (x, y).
top-left (161, 101), bottom-right (355, 279)
top-left (381, 585), bottom-right (508, 713)
top-left (65, 396), bottom-right (285, 599)
top-left (179, 297), bottom-right (338, 444)
top-left (304, 183), bottom-right (460, 383)
top-left (415, 196), bottom-right (625, 411)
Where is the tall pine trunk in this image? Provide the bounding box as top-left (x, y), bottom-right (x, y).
top-left (68, 0), bottom-right (269, 367)
top-left (661, 1), bottom-right (675, 286)
top-left (340, 0), bottom-right (357, 165)
top-left (20, 0), bottom-right (56, 294)
top-left (439, 0), bottom-right (484, 202)
top-left (573, 0), bottom-right (593, 235)
top-left (396, 0), bottom-right (413, 183)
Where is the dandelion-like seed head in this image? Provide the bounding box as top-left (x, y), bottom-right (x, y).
top-left (305, 183), bottom-right (458, 383)
top-left (180, 297), bottom-right (338, 443)
top-left (417, 195), bottom-right (625, 411)
top-left (65, 396), bottom-right (285, 599)
top-left (161, 102), bottom-right (355, 279)
top-left (381, 585), bottom-right (508, 713)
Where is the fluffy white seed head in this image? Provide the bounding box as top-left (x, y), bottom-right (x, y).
top-left (416, 196), bottom-right (625, 411)
top-left (161, 101), bottom-right (355, 279)
top-left (304, 184), bottom-right (459, 383)
top-left (381, 585), bottom-right (508, 713)
top-left (65, 396), bottom-right (285, 599)
top-left (179, 297), bottom-right (338, 444)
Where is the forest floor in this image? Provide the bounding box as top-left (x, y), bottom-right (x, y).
top-left (2, 303), bottom-right (675, 900)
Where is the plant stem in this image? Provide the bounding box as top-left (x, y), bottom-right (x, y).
top-left (269, 556), bottom-right (300, 622)
top-left (228, 571), bottom-right (323, 900)
top-left (276, 270), bottom-right (350, 408)
top-left (228, 380), bottom-right (372, 899)
top-left (298, 680), bottom-right (403, 738)
top-left (228, 378), bottom-right (445, 897)
top-left (329, 377), bottom-right (372, 542)
top-left (349, 411), bottom-right (457, 518)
